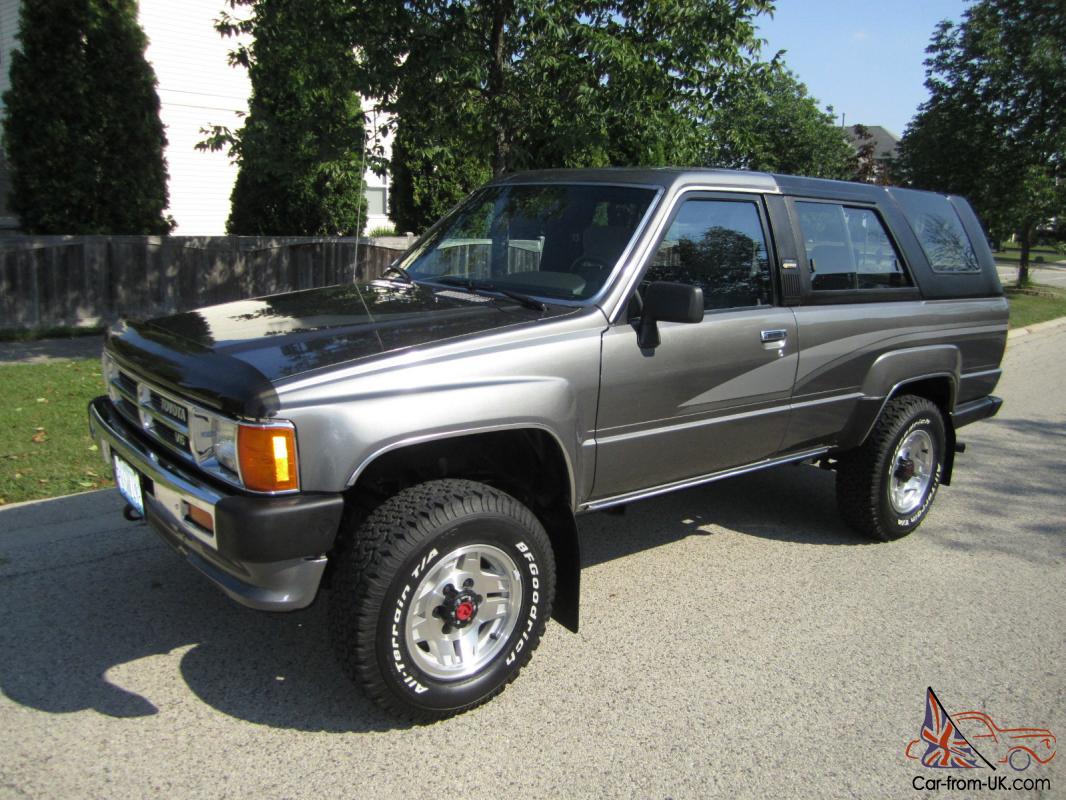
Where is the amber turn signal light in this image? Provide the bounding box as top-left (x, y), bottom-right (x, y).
top-left (238, 424), bottom-right (298, 492)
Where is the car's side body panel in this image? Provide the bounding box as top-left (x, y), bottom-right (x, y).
top-left (782, 298), bottom-right (1008, 453)
top-left (273, 307), bottom-right (608, 503)
top-left (592, 305), bottom-right (799, 499)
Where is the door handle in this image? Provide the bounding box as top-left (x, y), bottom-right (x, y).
top-left (760, 329), bottom-right (788, 343)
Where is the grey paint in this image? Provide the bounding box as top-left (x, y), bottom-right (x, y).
top-left (593, 307), bottom-right (798, 499)
top-left (93, 168), bottom-right (1010, 612)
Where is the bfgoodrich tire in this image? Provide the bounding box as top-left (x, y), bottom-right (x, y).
top-left (837, 395), bottom-right (946, 541)
top-left (329, 479), bottom-right (555, 721)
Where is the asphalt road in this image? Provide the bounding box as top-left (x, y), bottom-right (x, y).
top-left (998, 263), bottom-right (1066, 289)
top-left (1, 328), bottom-right (1064, 799)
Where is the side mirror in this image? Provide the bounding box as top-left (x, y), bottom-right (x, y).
top-left (637, 282), bottom-right (704, 349)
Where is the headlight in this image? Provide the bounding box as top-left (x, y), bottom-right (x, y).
top-left (101, 352), bottom-right (119, 401)
top-left (193, 412), bottom-right (298, 492)
top-left (211, 418), bottom-right (239, 475)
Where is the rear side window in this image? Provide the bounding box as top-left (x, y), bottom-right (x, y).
top-left (892, 190), bottom-right (980, 274)
top-left (795, 202), bottom-right (912, 291)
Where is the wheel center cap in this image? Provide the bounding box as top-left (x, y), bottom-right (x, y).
top-left (441, 590), bottom-right (481, 628)
top-left (895, 457), bottom-right (916, 483)
top-left (455, 600), bottom-right (476, 622)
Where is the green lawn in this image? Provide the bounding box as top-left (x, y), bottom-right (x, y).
top-left (0, 359), bottom-right (112, 506)
top-left (993, 241), bottom-right (1062, 265)
top-left (1006, 284), bottom-right (1066, 329)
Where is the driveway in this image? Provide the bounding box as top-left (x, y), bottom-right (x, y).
top-left (1, 328), bottom-right (1063, 798)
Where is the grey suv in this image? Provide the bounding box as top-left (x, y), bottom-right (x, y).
top-left (88, 168), bottom-right (1006, 719)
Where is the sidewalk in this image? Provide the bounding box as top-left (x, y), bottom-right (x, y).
top-left (0, 335), bottom-right (104, 365)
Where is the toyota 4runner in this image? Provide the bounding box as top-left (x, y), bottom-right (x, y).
top-left (88, 168), bottom-right (1006, 719)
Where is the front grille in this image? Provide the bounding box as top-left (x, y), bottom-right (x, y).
top-left (102, 355), bottom-right (291, 495)
top-left (110, 367), bottom-right (194, 460)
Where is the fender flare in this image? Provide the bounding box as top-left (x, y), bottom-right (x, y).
top-left (836, 347), bottom-right (961, 483)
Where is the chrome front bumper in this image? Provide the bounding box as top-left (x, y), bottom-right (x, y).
top-left (88, 397), bottom-right (343, 611)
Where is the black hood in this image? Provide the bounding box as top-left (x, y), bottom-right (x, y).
top-left (106, 283), bottom-right (576, 417)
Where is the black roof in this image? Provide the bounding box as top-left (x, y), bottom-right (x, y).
top-left (492, 167), bottom-right (893, 203)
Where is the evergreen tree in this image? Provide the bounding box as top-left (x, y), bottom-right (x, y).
top-left (200, 0), bottom-right (368, 235)
top-left (2, 0), bottom-right (171, 234)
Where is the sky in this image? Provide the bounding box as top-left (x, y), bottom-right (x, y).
top-left (756, 0), bottom-right (970, 137)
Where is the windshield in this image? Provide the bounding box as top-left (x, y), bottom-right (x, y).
top-left (397, 183), bottom-right (657, 301)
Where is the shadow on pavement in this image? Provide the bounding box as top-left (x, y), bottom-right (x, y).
top-left (580, 462), bottom-right (870, 568)
top-left (0, 493), bottom-right (409, 733)
top-left (0, 335), bottom-right (104, 364)
top-left (0, 464), bottom-right (862, 734)
top-left (5, 423), bottom-right (1050, 735)
top-left (928, 416), bottom-right (1066, 561)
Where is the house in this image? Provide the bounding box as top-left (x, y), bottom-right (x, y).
top-left (0, 0), bottom-right (393, 235)
top-left (844, 124), bottom-right (899, 184)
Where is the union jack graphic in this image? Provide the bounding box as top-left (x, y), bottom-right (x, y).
top-left (920, 687), bottom-right (993, 769)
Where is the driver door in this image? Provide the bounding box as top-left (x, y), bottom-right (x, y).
top-left (592, 192), bottom-right (799, 501)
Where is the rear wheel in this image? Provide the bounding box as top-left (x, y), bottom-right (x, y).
top-left (329, 479), bottom-right (555, 720)
top-left (837, 395), bottom-right (946, 541)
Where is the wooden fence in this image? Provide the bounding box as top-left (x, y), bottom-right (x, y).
top-left (0, 235), bottom-right (412, 330)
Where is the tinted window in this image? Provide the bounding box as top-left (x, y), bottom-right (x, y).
top-left (644, 199), bottom-right (772, 310)
top-left (401, 184), bottom-right (656, 300)
top-left (795, 202), bottom-right (912, 291)
top-left (892, 190), bottom-right (980, 273)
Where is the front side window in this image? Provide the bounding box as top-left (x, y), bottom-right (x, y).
top-left (644, 198), bottom-right (772, 310)
top-left (795, 201), bottom-right (912, 291)
top-left (399, 184), bottom-right (657, 300)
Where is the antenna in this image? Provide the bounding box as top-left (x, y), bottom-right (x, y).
top-left (352, 107), bottom-right (370, 284)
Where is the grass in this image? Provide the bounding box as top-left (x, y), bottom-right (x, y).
top-left (0, 325), bottom-right (105, 343)
top-left (993, 241), bottom-right (1062, 265)
top-left (0, 359), bottom-right (112, 506)
top-left (1006, 283), bottom-right (1066, 329)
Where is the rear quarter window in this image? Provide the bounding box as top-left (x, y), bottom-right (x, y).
top-left (891, 189), bottom-right (980, 274)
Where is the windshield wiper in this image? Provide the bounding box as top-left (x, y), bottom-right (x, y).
top-left (435, 276), bottom-right (546, 312)
top-left (490, 287), bottom-right (546, 311)
top-left (381, 264), bottom-right (416, 285)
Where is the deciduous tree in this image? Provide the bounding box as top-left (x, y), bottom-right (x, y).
top-left (358, 0), bottom-right (774, 233)
top-left (706, 65), bottom-right (856, 180)
top-left (899, 0), bottom-right (1066, 286)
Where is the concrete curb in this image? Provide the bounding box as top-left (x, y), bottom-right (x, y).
top-left (1007, 315), bottom-right (1066, 341)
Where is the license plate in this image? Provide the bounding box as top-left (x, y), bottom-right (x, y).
top-left (114, 455), bottom-right (144, 516)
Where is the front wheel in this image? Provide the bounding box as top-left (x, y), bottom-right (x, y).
top-left (329, 479), bottom-right (555, 720)
top-left (837, 395), bottom-right (946, 541)
top-left (1008, 749), bottom-right (1032, 771)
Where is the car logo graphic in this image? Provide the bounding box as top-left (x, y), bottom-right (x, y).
top-left (905, 688), bottom-right (1057, 771)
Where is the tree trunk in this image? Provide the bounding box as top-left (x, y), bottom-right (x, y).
top-left (1017, 224), bottom-right (1031, 288)
top-left (488, 0), bottom-right (511, 177)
